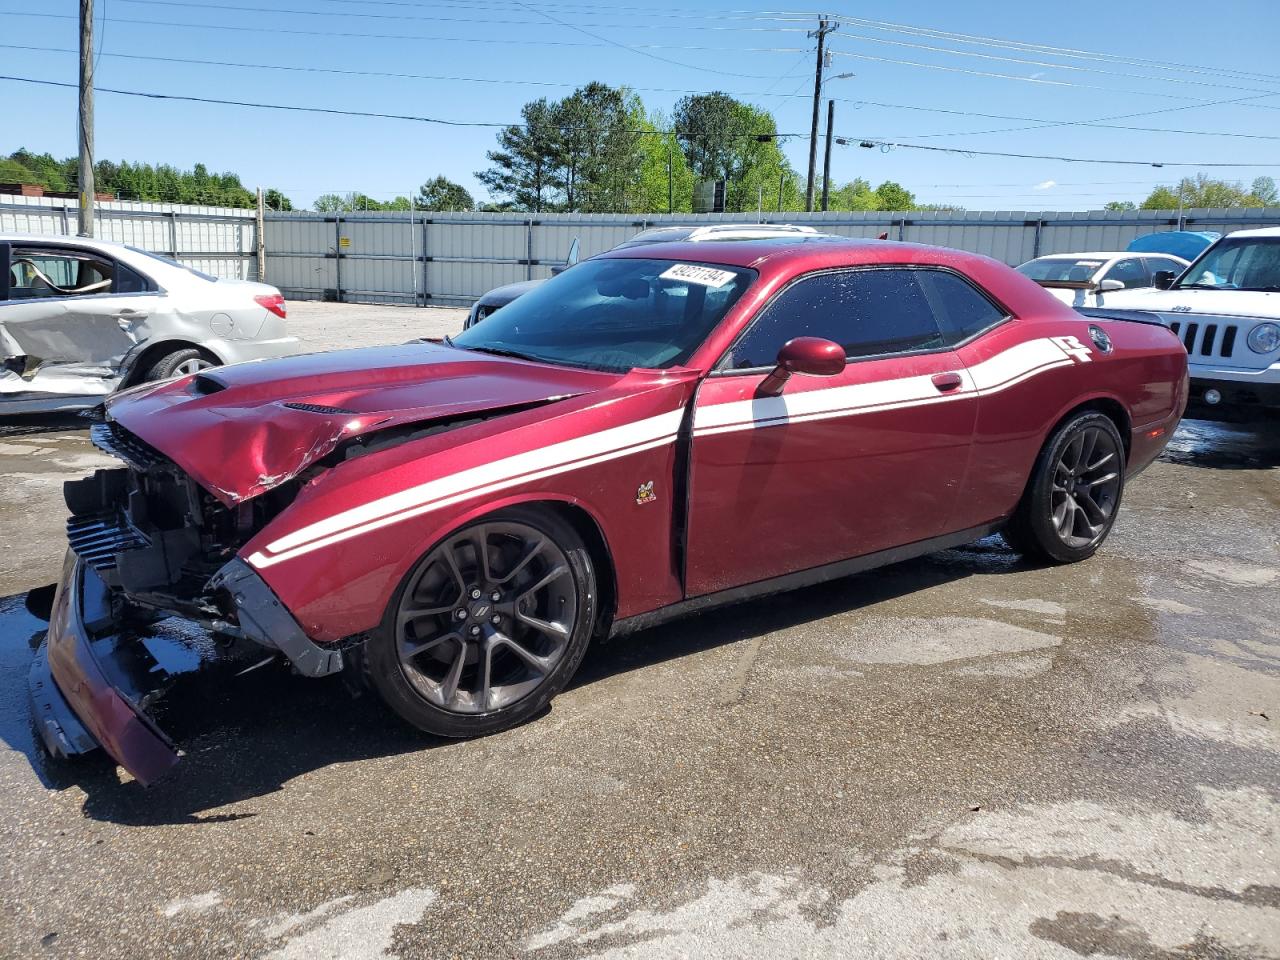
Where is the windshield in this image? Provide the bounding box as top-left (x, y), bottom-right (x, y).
top-left (451, 257), bottom-right (757, 372)
top-left (1176, 236), bottom-right (1280, 291)
top-left (1015, 258), bottom-right (1106, 283)
top-left (123, 245), bottom-right (218, 282)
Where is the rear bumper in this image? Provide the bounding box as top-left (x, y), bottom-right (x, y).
top-left (32, 552), bottom-right (180, 785)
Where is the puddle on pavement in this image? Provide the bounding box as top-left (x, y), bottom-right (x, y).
top-left (1161, 420), bottom-right (1280, 470)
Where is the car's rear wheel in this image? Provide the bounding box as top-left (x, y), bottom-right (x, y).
top-left (145, 347), bottom-right (214, 381)
top-left (364, 507), bottom-right (596, 738)
top-left (1003, 411), bottom-right (1125, 564)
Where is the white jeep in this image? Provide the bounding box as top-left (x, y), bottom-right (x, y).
top-left (1102, 226), bottom-right (1280, 424)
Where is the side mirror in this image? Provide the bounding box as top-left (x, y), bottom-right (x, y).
top-left (757, 337), bottom-right (845, 397)
top-left (1098, 278), bottom-right (1125, 292)
top-left (1152, 271), bottom-right (1176, 290)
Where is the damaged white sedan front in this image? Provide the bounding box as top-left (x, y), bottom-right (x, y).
top-left (1, 234), bottom-right (299, 412)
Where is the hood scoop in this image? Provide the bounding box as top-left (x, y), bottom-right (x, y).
top-left (192, 372), bottom-right (228, 395)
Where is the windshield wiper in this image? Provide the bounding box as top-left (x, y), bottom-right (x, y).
top-left (1174, 282), bottom-right (1226, 290)
top-left (461, 344), bottom-right (542, 363)
top-left (1236, 286), bottom-right (1280, 292)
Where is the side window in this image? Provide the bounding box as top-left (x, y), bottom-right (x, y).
top-left (115, 262), bottom-right (149, 294)
top-left (725, 269), bottom-right (946, 370)
top-left (1146, 257), bottom-right (1185, 278)
top-left (9, 247), bottom-right (115, 300)
top-left (915, 270), bottom-right (1006, 344)
top-left (1101, 258), bottom-right (1150, 289)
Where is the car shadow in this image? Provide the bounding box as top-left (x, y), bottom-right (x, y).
top-left (0, 413), bottom-right (92, 438)
top-left (1, 538), bottom-right (1026, 826)
top-left (1161, 419), bottom-right (1280, 470)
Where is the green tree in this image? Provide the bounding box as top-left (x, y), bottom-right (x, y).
top-left (873, 180), bottom-right (915, 211)
top-left (415, 175), bottom-right (473, 211)
top-left (1104, 200), bottom-right (1137, 211)
top-left (263, 188), bottom-right (293, 211)
top-left (1252, 176), bottom-right (1278, 205)
top-left (313, 193), bottom-right (349, 212)
top-left (632, 107), bottom-right (694, 214)
top-left (1141, 174), bottom-right (1266, 209)
top-left (477, 98), bottom-right (560, 212)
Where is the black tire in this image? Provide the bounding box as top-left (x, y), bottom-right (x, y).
top-left (1003, 411), bottom-right (1126, 565)
top-left (364, 506), bottom-right (597, 738)
top-left (145, 347), bottom-right (213, 381)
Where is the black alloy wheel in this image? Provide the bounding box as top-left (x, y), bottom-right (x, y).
top-left (364, 508), bottom-right (596, 737)
top-left (1049, 425), bottom-right (1122, 549)
top-left (1003, 411), bottom-right (1126, 564)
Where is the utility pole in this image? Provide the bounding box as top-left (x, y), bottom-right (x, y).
top-left (805, 16), bottom-right (838, 212)
top-left (821, 99), bottom-right (835, 212)
top-left (255, 186), bottom-right (266, 281)
top-left (666, 138), bottom-right (674, 214)
top-left (77, 0), bottom-right (95, 237)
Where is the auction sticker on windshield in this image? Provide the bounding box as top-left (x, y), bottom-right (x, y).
top-left (660, 264), bottom-right (738, 288)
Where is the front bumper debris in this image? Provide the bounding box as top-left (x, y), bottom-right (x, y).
top-left (32, 552), bottom-right (180, 785)
top-left (209, 558), bottom-right (344, 678)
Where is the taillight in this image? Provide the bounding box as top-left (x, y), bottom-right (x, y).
top-left (254, 293), bottom-right (287, 318)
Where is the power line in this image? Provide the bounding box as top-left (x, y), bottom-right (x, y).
top-left (502, 0), bottom-right (770, 80)
top-left (11, 40), bottom-right (1277, 145)
top-left (0, 73), bottom-right (810, 138)
top-left (5, 11), bottom-right (806, 71)
top-left (832, 133), bottom-right (1280, 168)
top-left (827, 49), bottom-right (1255, 101)
top-left (829, 31), bottom-right (1280, 95)
top-left (299, 0), bottom-right (823, 21)
top-left (829, 14), bottom-right (1280, 87)
top-left (113, 0), bottom-right (812, 33)
top-left (7, 71), bottom-right (1279, 171)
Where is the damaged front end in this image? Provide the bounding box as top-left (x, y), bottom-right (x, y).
top-left (30, 421), bottom-right (343, 785)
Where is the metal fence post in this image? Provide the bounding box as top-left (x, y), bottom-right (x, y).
top-left (334, 216), bottom-right (343, 302)
top-left (421, 217), bottom-right (430, 306)
top-left (1031, 219), bottom-right (1044, 259)
top-left (60, 205), bottom-right (71, 235)
top-left (526, 219), bottom-right (534, 282)
top-left (898, 216), bottom-right (907, 241)
top-left (168, 210), bottom-right (179, 259)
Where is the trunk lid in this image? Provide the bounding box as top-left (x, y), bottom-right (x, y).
top-left (104, 342), bottom-right (616, 504)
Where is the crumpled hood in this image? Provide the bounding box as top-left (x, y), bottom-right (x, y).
top-left (104, 342), bottom-right (615, 505)
top-left (1101, 287), bottom-right (1280, 320)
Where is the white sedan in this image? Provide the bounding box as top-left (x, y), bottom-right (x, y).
top-left (1015, 251), bottom-right (1190, 308)
top-left (2, 234), bottom-right (299, 413)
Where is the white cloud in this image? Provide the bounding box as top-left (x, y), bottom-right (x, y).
top-left (1034, 180), bottom-right (1056, 190)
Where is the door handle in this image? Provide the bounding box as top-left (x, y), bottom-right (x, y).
top-left (931, 372), bottom-right (963, 392)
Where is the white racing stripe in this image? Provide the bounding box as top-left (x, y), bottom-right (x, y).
top-left (248, 409), bottom-right (683, 568)
top-left (694, 337), bottom-right (1077, 437)
top-left (247, 338), bottom-right (1081, 569)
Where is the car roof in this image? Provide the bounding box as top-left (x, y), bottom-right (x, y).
top-left (1222, 226), bottom-right (1280, 239)
top-left (1027, 252), bottom-right (1126, 261)
top-left (599, 235), bottom-right (1005, 275)
top-left (1, 232), bottom-right (134, 254)
top-left (617, 223), bottom-right (823, 248)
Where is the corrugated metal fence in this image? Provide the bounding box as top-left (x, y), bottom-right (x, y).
top-left (5, 196), bottom-right (1279, 305)
top-left (0, 195), bottom-right (256, 279)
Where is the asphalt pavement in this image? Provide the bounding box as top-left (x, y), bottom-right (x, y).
top-left (0, 303), bottom-right (1276, 959)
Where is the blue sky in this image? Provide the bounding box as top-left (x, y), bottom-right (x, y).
top-left (3, 0), bottom-right (1279, 210)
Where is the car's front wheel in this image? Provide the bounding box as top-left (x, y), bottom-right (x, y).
top-left (1003, 411), bottom-right (1126, 564)
top-left (363, 507), bottom-right (597, 738)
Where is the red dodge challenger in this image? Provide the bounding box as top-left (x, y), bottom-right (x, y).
top-left (30, 236), bottom-right (1187, 784)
